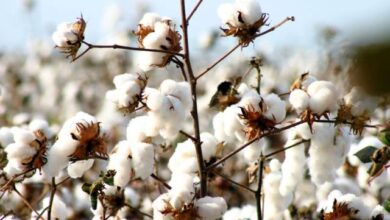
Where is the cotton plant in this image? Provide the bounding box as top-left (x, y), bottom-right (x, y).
top-left (3, 0), bottom-right (390, 220)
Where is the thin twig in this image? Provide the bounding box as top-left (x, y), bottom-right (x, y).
top-left (0, 211), bottom-right (13, 220)
top-left (195, 43), bottom-right (241, 80)
top-left (212, 171), bottom-right (255, 193)
top-left (265, 139), bottom-right (309, 158)
top-left (0, 168), bottom-right (35, 191)
top-left (72, 40), bottom-right (185, 62)
top-left (150, 173), bottom-right (172, 190)
top-left (179, 130), bottom-right (197, 142)
top-left (254, 16), bottom-right (295, 38)
top-left (186, 0), bottom-right (203, 23)
top-left (36, 207), bottom-right (48, 220)
top-left (172, 56), bottom-right (188, 81)
top-left (12, 184), bottom-right (40, 217)
top-left (180, 0), bottom-right (208, 197)
top-left (124, 203), bottom-right (153, 219)
top-left (277, 91), bottom-right (290, 97)
top-left (207, 120), bottom-right (306, 170)
top-left (255, 155), bottom-right (265, 220)
top-left (47, 177), bottom-right (56, 220)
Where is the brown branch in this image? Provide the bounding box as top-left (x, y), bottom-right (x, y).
top-left (179, 130), bottom-right (197, 142)
top-left (255, 155), bottom-right (265, 220)
top-left (277, 91), bottom-right (290, 97)
top-left (12, 184), bottom-right (40, 217)
top-left (124, 203), bottom-right (153, 219)
top-left (0, 168), bottom-right (35, 191)
top-left (254, 16), bottom-right (295, 38)
top-left (265, 139), bottom-right (309, 158)
top-left (36, 207), bottom-right (48, 220)
top-left (195, 43), bottom-right (241, 80)
top-left (47, 177), bottom-right (56, 220)
top-left (150, 173), bottom-right (172, 190)
top-left (212, 171), bottom-right (255, 193)
top-left (0, 211), bottom-right (13, 220)
top-left (180, 0), bottom-right (208, 197)
top-left (72, 40), bottom-right (185, 62)
top-left (186, 0), bottom-right (203, 23)
top-left (206, 120), bottom-right (306, 170)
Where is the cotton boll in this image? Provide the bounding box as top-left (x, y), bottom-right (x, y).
top-left (289, 89), bottom-right (309, 114)
top-left (124, 187), bottom-right (140, 207)
top-left (67, 159), bottom-right (94, 178)
top-left (160, 80), bottom-right (192, 110)
top-left (223, 205), bottom-right (257, 220)
top-left (370, 205), bottom-right (390, 219)
top-left (217, 4), bottom-right (240, 27)
top-left (127, 116), bottom-right (158, 143)
top-left (130, 142), bottom-right (154, 179)
top-left (168, 189), bottom-right (193, 210)
top-left (0, 127), bottom-right (13, 147)
top-left (43, 139), bottom-right (77, 179)
top-left (29, 119), bottom-right (53, 138)
top-left (106, 141), bottom-right (133, 187)
top-left (307, 81), bottom-right (339, 114)
top-left (11, 127), bottom-right (35, 145)
top-left (152, 193), bottom-right (174, 220)
top-left (263, 93), bottom-right (286, 123)
top-left (34, 195), bottom-right (69, 220)
top-left (196, 196), bottom-right (227, 220)
top-left (344, 86), bottom-right (379, 116)
top-left (235, 0), bottom-right (262, 25)
top-left (139, 13), bottom-right (162, 28)
top-left (169, 172), bottom-right (195, 193)
top-left (200, 132), bottom-right (219, 161)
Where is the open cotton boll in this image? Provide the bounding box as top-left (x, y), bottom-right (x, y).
top-left (307, 81), bottom-right (338, 114)
top-left (106, 141), bottom-right (132, 187)
top-left (11, 127), bottom-right (35, 145)
top-left (235, 0), bottom-right (262, 25)
top-left (196, 196), bottom-right (227, 220)
top-left (29, 118), bottom-right (53, 138)
top-left (34, 195), bottom-right (69, 220)
top-left (43, 139), bottom-right (77, 179)
top-left (169, 172), bottom-right (195, 193)
top-left (139, 12), bottom-right (162, 28)
top-left (160, 80), bottom-right (192, 110)
top-left (168, 139), bottom-right (198, 174)
top-left (217, 4), bottom-right (241, 27)
top-left (130, 142), bottom-right (154, 179)
top-left (348, 136), bottom-right (383, 166)
top-left (289, 89), bottom-right (309, 114)
top-left (152, 193), bottom-right (173, 220)
top-left (370, 205), bottom-right (390, 219)
top-left (199, 132), bottom-right (219, 161)
top-left (263, 93), bottom-right (286, 123)
top-left (67, 159), bottom-right (94, 178)
top-left (223, 205), bottom-right (257, 220)
top-left (127, 116), bottom-right (158, 143)
top-left (0, 127), bottom-right (13, 146)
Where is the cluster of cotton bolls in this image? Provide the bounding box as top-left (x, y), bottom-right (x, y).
top-left (343, 86), bottom-right (380, 118)
top-left (135, 13), bottom-right (181, 71)
top-left (168, 132), bottom-right (220, 175)
top-left (143, 79), bottom-right (192, 139)
top-left (43, 111), bottom-right (101, 179)
top-left (152, 172), bottom-right (227, 220)
top-left (213, 84), bottom-right (286, 163)
top-left (289, 75), bottom-right (339, 116)
top-left (319, 190), bottom-right (390, 219)
top-left (106, 72), bottom-right (147, 113)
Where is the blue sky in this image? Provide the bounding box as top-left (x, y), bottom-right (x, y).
top-left (1, 0), bottom-right (390, 51)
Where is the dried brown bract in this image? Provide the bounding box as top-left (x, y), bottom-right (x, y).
top-left (320, 199), bottom-right (359, 220)
top-left (300, 109), bottom-right (330, 133)
top-left (22, 130), bottom-right (48, 172)
top-left (160, 201), bottom-right (200, 220)
top-left (239, 102), bottom-right (276, 139)
top-left (221, 13), bottom-right (268, 47)
top-left (69, 121), bottom-right (107, 162)
top-left (336, 101), bottom-right (370, 136)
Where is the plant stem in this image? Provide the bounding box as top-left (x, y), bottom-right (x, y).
top-left (47, 177), bottom-right (56, 220)
top-left (124, 203), bottom-right (153, 219)
top-left (186, 0), bottom-right (203, 23)
top-left (255, 156), bottom-right (265, 220)
top-left (212, 171), bottom-right (255, 193)
top-left (72, 41), bottom-right (185, 62)
top-left (180, 0), bottom-right (207, 197)
top-left (13, 185), bottom-right (40, 217)
top-left (254, 16), bottom-right (295, 38)
top-left (150, 174), bottom-right (172, 190)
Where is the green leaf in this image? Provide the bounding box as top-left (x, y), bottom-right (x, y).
top-left (379, 131), bottom-right (390, 146)
top-left (354, 146), bottom-right (378, 163)
top-left (384, 199), bottom-right (390, 213)
top-left (82, 183), bottom-right (92, 194)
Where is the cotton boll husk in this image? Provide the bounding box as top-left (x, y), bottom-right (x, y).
top-left (307, 81), bottom-right (339, 114)
top-left (139, 12), bottom-right (162, 28)
top-left (289, 89), bottom-right (309, 114)
top-left (106, 141), bottom-right (133, 187)
top-left (263, 93), bottom-right (286, 123)
top-left (67, 159), bottom-right (94, 178)
top-left (235, 0), bottom-right (262, 25)
top-left (152, 193), bottom-right (174, 220)
top-left (130, 142), bottom-right (154, 179)
top-left (196, 196), bottom-right (227, 220)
